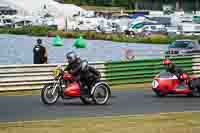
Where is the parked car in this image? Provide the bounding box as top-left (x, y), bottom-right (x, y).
top-left (96, 22), bottom-right (121, 33)
top-left (0, 17), bottom-right (13, 28)
top-left (13, 20), bottom-right (33, 28)
top-left (73, 20), bottom-right (97, 32)
top-left (165, 39), bottom-right (200, 56)
top-left (142, 24), bottom-right (167, 35)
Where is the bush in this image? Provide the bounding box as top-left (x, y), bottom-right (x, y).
top-left (8, 28), bottom-right (30, 35)
top-left (149, 35), bottom-right (171, 44)
top-left (29, 26), bottom-right (56, 36)
top-left (2, 27), bottom-right (200, 44)
top-left (0, 26), bottom-right (56, 36)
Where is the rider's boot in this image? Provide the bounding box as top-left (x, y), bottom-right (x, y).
top-left (188, 79), bottom-right (200, 93)
top-left (80, 82), bottom-right (90, 96)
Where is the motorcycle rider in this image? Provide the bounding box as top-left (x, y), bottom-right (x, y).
top-left (64, 51), bottom-right (82, 86)
top-left (64, 51), bottom-right (101, 94)
top-left (80, 60), bottom-right (101, 90)
top-left (163, 58), bottom-right (184, 80)
top-left (163, 58), bottom-right (188, 89)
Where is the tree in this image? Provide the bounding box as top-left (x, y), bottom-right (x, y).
top-left (63, 0), bottom-right (137, 9)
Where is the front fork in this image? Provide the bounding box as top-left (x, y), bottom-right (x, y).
top-left (51, 77), bottom-right (61, 95)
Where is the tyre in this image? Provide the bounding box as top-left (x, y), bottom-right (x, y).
top-left (41, 83), bottom-right (59, 105)
top-left (153, 89), bottom-right (166, 97)
top-left (75, 28), bottom-right (79, 32)
top-left (188, 80), bottom-right (200, 97)
top-left (155, 91), bottom-right (166, 97)
top-left (80, 96), bottom-right (93, 104)
top-left (91, 82), bottom-right (111, 105)
top-left (188, 88), bottom-right (200, 97)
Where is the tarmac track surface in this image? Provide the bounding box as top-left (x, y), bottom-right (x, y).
top-left (0, 89), bottom-right (200, 122)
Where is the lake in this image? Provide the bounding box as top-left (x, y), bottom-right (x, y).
top-left (0, 34), bottom-right (168, 65)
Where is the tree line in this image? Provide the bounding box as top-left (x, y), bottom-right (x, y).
top-left (63, 0), bottom-right (137, 9)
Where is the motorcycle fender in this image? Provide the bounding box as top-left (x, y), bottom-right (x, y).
top-left (90, 82), bottom-right (110, 95)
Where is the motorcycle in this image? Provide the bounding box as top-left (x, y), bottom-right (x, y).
top-left (41, 66), bottom-right (111, 105)
top-left (152, 70), bottom-right (200, 97)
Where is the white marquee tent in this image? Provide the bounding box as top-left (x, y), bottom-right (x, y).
top-left (0, 0), bottom-right (85, 17)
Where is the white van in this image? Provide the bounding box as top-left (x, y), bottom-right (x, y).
top-left (126, 21), bottom-right (166, 34)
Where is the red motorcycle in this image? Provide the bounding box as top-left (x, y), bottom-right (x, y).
top-left (152, 70), bottom-right (200, 97)
top-left (41, 66), bottom-right (111, 105)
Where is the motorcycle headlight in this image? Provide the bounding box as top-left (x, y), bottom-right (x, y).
top-left (152, 80), bottom-right (159, 88)
top-left (53, 67), bottom-right (60, 78)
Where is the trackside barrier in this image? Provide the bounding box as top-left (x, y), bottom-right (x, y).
top-left (192, 55), bottom-right (200, 76)
top-left (0, 62), bottom-right (106, 91)
top-left (105, 56), bottom-right (193, 85)
top-left (0, 56), bottom-right (196, 91)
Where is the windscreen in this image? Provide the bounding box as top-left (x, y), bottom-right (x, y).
top-left (169, 41), bottom-right (192, 48)
top-left (158, 71), bottom-right (174, 78)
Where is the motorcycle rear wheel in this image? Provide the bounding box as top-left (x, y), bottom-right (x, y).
top-left (92, 82), bottom-right (111, 105)
top-left (187, 88), bottom-right (200, 97)
top-left (80, 96), bottom-right (93, 104)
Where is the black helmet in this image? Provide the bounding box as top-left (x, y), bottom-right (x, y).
top-left (81, 60), bottom-right (88, 71)
top-left (66, 51), bottom-right (78, 64)
top-left (37, 39), bottom-right (42, 44)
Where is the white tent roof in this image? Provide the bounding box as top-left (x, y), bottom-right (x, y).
top-left (0, 0), bottom-right (85, 17)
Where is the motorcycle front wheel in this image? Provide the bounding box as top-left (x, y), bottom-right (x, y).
top-left (154, 90), bottom-right (166, 97)
top-left (41, 83), bottom-right (59, 105)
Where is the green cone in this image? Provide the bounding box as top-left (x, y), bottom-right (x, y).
top-left (73, 36), bottom-right (87, 48)
top-left (52, 35), bottom-right (63, 46)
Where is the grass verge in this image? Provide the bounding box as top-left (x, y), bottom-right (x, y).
top-left (1, 26), bottom-right (200, 44)
top-left (0, 90), bottom-right (41, 96)
top-left (0, 112), bottom-right (200, 133)
top-left (0, 83), bottom-right (151, 96)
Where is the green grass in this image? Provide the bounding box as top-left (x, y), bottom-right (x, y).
top-left (49, 31), bottom-right (200, 44)
top-left (0, 26), bottom-right (57, 36)
top-left (0, 90), bottom-right (41, 96)
top-left (0, 112), bottom-right (200, 133)
top-left (1, 26), bottom-right (200, 44)
top-left (51, 31), bottom-right (173, 44)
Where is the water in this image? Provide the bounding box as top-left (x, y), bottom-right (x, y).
top-left (0, 34), bottom-right (168, 65)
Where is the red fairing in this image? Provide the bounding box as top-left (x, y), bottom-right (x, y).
top-left (64, 82), bottom-right (80, 97)
top-left (156, 78), bottom-right (180, 93)
top-left (154, 76), bottom-right (191, 95)
top-left (63, 72), bottom-right (73, 80)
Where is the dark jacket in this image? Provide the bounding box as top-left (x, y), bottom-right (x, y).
top-left (81, 66), bottom-right (101, 86)
top-left (64, 59), bottom-right (101, 87)
top-left (168, 65), bottom-right (184, 78)
top-left (33, 44), bottom-right (47, 64)
top-left (64, 58), bottom-right (82, 78)
top-left (84, 66), bottom-right (101, 80)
